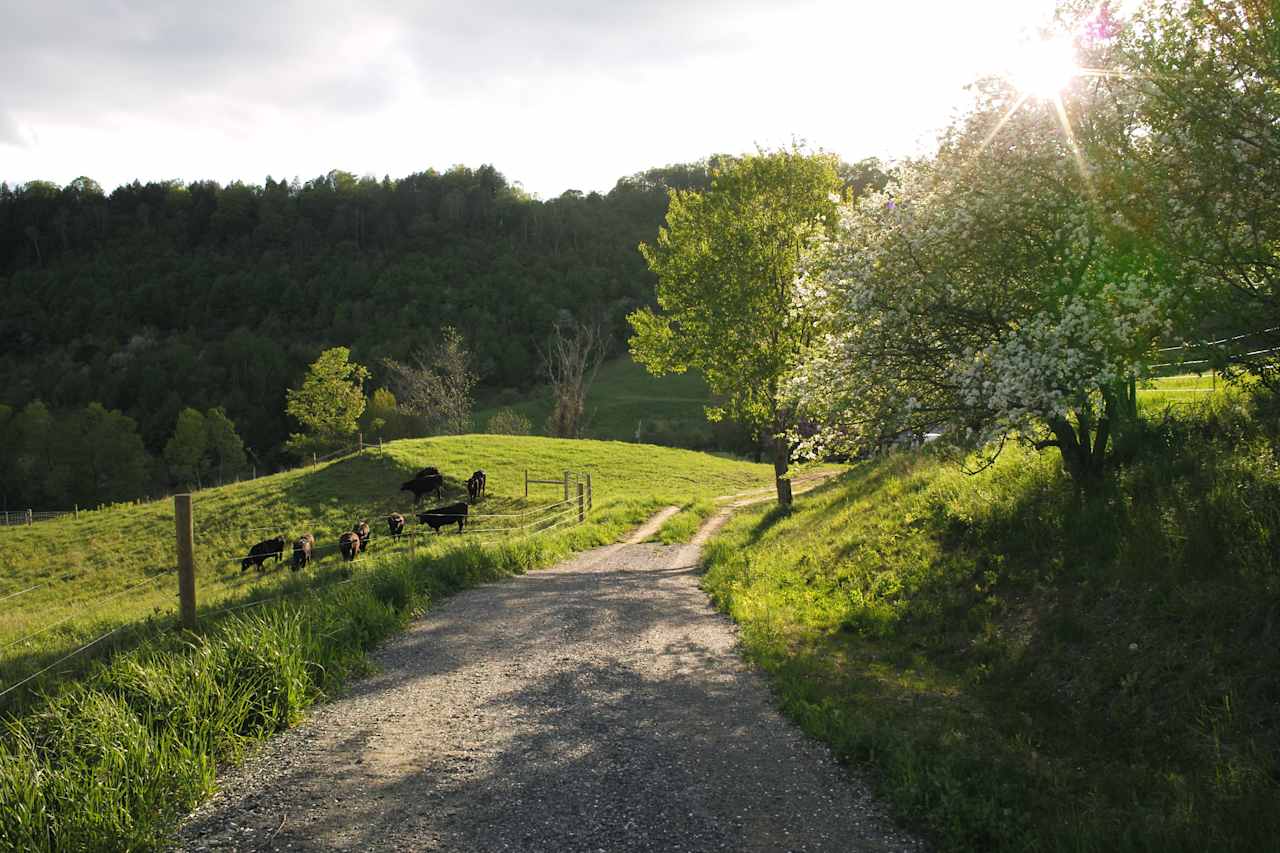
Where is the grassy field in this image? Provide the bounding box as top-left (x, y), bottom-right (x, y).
top-left (1138, 371), bottom-right (1222, 410)
top-left (701, 388), bottom-right (1280, 851)
top-left (0, 435), bottom-right (772, 705)
top-left (474, 355), bottom-right (719, 444)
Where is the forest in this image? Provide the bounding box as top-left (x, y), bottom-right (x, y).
top-left (0, 161), bottom-right (721, 509)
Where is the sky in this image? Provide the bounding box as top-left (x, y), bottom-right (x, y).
top-left (0, 0), bottom-right (1064, 199)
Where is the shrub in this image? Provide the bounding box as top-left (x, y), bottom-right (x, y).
top-left (486, 407), bottom-right (532, 435)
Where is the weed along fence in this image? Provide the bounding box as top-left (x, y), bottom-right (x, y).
top-left (0, 469), bottom-right (594, 705)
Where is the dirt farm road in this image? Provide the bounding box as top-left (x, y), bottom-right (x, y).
top-left (177, 494), bottom-right (922, 853)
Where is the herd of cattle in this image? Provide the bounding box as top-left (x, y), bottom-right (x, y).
top-left (239, 466), bottom-right (488, 573)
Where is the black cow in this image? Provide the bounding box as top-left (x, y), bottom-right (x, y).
top-left (401, 473), bottom-right (444, 505)
top-left (292, 533), bottom-right (315, 571)
top-left (339, 531), bottom-right (362, 561)
top-left (414, 466), bottom-right (440, 480)
top-left (353, 520), bottom-right (372, 551)
top-left (241, 536), bottom-right (285, 573)
top-left (417, 501), bottom-right (468, 534)
top-left (466, 469), bottom-right (486, 503)
top-left (387, 512), bottom-right (406, 539)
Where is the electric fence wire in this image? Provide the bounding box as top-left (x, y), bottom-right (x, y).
top-left (1, 571), bottom-right (173, 655)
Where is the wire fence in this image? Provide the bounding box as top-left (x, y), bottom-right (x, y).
top-left (0, 509), bottom-right (78, 527)
top-left (0, 439), bottom-right (376, 532)
top-left (0, 475), bottom-right (594, 705)
top-left (1151, 326), bottom-right (1280, 371)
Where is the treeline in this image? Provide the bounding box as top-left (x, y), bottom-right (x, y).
top-left (0, 162), bottom-right (719, 508)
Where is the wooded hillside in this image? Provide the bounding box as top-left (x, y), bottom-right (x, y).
top-left (0, 162), bottom-right (714, 507)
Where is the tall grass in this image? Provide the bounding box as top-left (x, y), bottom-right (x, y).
top-left (702, 389), bottom-right (1280, 851)
top-left (0, 506), bottom-right (641, 851)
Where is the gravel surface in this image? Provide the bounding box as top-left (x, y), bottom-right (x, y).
top-left (175, 511), bottom-right (925, 853)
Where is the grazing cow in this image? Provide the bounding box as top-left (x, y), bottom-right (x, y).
top-left (417, 501), bottom-right (468, 534)
top-left (339, 531), bottom-right (362, 561)
top-left (353, 520), bottom-right (372, 552)
top-left (291, 533), bottom-right (315, 571)
top-left (241, 535), bottom-right (286, 573)
top-left (387, 512), bottom-right (406, 539)
top-left (400, 473), bottom-right (444, 505)
top-left (414, 466), bottom-right (440, 480)
top-left (466, 469), bottom-right (486, 503)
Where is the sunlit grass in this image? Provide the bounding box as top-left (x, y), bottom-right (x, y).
top-left (702, 391), bottom-right (1280, 851)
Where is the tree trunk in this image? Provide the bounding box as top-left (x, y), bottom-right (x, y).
top-left (772, 434), bottom-right (792, 506)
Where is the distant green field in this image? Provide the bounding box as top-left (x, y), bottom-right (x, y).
top-left (474, 355), bottom-right (717, 443)
top-left (1138, 371), bottom-right (1223, 411)
top-left (0, 435), bottom-right (772, 698)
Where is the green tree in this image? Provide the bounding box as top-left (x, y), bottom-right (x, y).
top-left (285, 347), bottom-right (370, 453)
top-left (629, 147), bottom-right (842, 504)
top-left (204, 406), bottom-right (247, 483)
top-left (1108, 0), bottom-right (1280, 387)
top-left (52, 403), bottom-right (151, 506)
top-left (164, 407), bottom-right (208, 488)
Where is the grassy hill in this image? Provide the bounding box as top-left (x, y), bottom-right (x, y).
top-left (474, 355), bottom-right (732, 447)
top-left (701, 382), bottom-right (1280, 851)
top-left (0, 435), bottom-right (773, 700)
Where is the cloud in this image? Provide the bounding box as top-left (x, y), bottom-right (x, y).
top-left (0, 110), bottom-right (25, 147)
top-left (0, 0), bottom-right (1063, 195)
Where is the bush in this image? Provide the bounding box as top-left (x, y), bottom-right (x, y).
top-left (486, 407), bottom-right (532, 435)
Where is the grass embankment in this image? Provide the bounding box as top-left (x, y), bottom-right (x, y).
top-left (475, 354), bottom-right (718, 444)
top-left (0, 436), bottom-right (772, 850)
top-left (0, 436), bottom-right (771, 703)
top-left (702, 386), bottom-right (1280, 852)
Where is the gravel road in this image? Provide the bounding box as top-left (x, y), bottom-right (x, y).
top-left (176, 510), bottom-right (924, 853)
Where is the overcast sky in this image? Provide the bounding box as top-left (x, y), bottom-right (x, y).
top-left (0, 0), bottom-right (1062, 198)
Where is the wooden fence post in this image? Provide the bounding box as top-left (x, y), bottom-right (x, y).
top-left (26, 509), bottom-right (33, 526)
top-left (379, 438), bottom-right (383, 454)
top-left (313, 453), bottom-right (317, 468)
top-left (358, 432), bottom-right (363, 452)
top-left (524, 469), bottom-right (528, 498)
top-left (577, 482), bottom-right (585, 524)
top-left (174, 494), bottom-right (197, 630)
top-left (586, 474), bottom-right (592, 511)
top-left (563, 471), bottom-right (569, 503)
top-left (74, 504), bottom-right (79, 520)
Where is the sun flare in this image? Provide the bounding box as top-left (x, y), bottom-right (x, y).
top-left (1008, 37), bottom-right (1080, 99)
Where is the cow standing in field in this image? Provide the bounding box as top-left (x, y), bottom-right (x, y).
top-left (417, 501), bottom-right (468, 534)
top-left (339, 531), bottom-right (362, 561)
top-left (353, 520), bottom-right (372, 552)
top-left (466, 469), bottom-right (486, 503)
top-left (292, 533), bottom-right (315, 571)
top-left (401, 473), bottom-right (444, 505)
top-left (387, 512), bottom-right (406, 539)
top-left (242, 536), bottom-right (286, 573)
top-left (415, 466), bottom-right (440, 479)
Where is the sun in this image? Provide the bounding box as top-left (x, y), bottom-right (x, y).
top-left (1007, 36), bottom-right (1081, 99)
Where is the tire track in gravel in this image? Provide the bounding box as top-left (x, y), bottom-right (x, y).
top-left (177, 500), bottom-right (922, 853)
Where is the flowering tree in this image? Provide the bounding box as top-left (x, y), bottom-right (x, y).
top-left (790, 78), bottom-right (1174, 489)
top-left (629, 148), bottom-right (842, 505)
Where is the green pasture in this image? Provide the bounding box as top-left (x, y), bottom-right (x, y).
top-left (474, 355), bottom-right (716, 443)
top-left (0, 435), bottom-right (771, 702)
